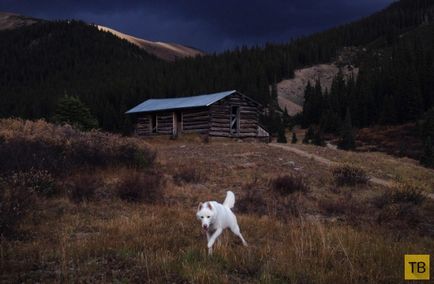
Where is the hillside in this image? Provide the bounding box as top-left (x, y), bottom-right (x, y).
top-left (97, 25), bottom-right (203, 61)
top-left (0, 11), bottom-right (203, 61)
top-left (0, 0), bottom-right (433, 134)
top-left (277, 63), bottom-right (357, 115)
top-left (2, 120), bottom-right (433, 282)
top-left (0, 12), bottom-right (38, 30)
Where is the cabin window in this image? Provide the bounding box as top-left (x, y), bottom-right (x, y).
top-left (230, 106), bottom-right (240, 134)
top-left (151, 114), bottom-right (157, 133)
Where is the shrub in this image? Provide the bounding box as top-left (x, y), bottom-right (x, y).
top-left (332, 164), bottom-right (369, 187)
top-left (67, 174), bottom-right (100, 203)
top-left (0, 119), bottom-right (156, 174)
top-left (117, 171), bottom-right (163, 203)
top-left (377, 203), bottom-right (421, 226)
top-left (374, 183), bottom-right (426, 227)
top-left (6, 169), bottom-right (57, 197)
top-left (270, 175), bottom-right (309, 196)
top-left (237, 186), bottom-right (268, 216)
top-left (0, 138), bottom-right (65, 174)
top-left (0, 181), bottom-right (35, 238)
top-left (319, 194), bottom-right (364, 218)
top-left (270, 194), bottom-right (303, 219)
top-left (373, 183), bottom-right (426, 209)
top-left (173, 167), bottom-right (202, 185)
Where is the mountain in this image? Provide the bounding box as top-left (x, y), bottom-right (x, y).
top-left (97, 25), bottom-right (203, 61)
top-left (0, 12), bottom-right (39, 30)
top-left (0, 0), bottom-right (433, 134)
top-left (0, 12), bottom-right (203, 61)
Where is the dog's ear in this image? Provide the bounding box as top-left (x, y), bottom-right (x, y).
top-left (197, 202), bottom-right (203, 211)
top-left (207, 202), bottom-right (213, 210)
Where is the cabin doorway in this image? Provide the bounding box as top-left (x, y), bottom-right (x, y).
top-left (151, 114), bottom-right (157, 133)
top-left (173, 112), bottom-right (182, 137)
top-left (230, 106), bottom-right (240, 135)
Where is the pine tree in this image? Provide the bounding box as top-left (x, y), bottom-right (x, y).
top-left (302, 81), bottom-right (314, 128)
top-left (52, 95), bottom-right (98, 131)
top-left (282, 107), bottom-right (291, 127)
top-left (313, 127), bottom-right (325, 147)
top-left (277, 126), bottom-right (287, 143)
top-left (420, 136), bottom-right (434, 168)
top-left (303, 126), bottom-right (315, 144)
top-left (379, 95), bottom-right (397, 125)
top-left (338, 108), bottom-right (355, 150)
top-left (271, 82), bottom-right (278, 101)
top-left (422, 108), bottom-right (434, 139)
top-left (320, 109), bottom-right (341, 134)
top-left (291, 132), bottom-right (298, 144)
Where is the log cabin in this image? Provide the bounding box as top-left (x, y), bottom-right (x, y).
top-left (125, 90), bottom-right (269, 140)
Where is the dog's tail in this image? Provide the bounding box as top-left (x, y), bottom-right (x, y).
top-left (223, 191), bottom-right (235, 209)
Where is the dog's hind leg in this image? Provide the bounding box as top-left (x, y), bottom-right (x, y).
top-left (207, 228), bottom-right (223, 255)
top-left (230, 224), bottom-right (248, 247)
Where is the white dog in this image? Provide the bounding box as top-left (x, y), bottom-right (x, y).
top-left (196, 191), bottom-right (248, 255)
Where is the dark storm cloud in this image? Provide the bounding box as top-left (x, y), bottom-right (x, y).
top-left (0, 0), bottom-right (395, 52)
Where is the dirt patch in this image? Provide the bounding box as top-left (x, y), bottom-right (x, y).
top-left (277, 63), bottom-right (358, 115)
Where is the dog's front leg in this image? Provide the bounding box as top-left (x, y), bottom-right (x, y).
top-left (207, 228), bottom-right (223, 255)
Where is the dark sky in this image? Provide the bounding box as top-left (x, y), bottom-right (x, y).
top-left (1, 0), bottom-right (395, 52)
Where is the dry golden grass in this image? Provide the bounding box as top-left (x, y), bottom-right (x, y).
top-left (2, 199), bottom-right (433, 283)
top-left (292, 143), bottom-right (434, 192)
top-left (2, 125), bottom-right (434, 283)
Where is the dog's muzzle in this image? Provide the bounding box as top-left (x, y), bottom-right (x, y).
top-left (202, 224), bottom-right (209, 232)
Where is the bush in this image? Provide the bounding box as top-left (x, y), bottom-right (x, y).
top-left (6, 169), bottom-right (57, 197)
top-left (0, 181), bottom-right (35, 237)
top-left (332, 164), bottom-right (369, 187)
top-left (173, 167), bottom-right (202, 185)
top-left (0, 119), bottom-right (156, 174)
top-left (117, 171), bottom-right (163, 203)
top-left (67, 174), bottom-right (100, 203)
top-left (271, 175), bottom-right (309, 196)
top-left (0, 138), bottom-right (65, 174)
top-left (237, 185), bottom-right (268, 216)
top-left (374, 183), bottom-right (426, 227)
top-left (319, 194), bottom-right (364, 218)
top-left (373, 183), bottom-right (426, 209)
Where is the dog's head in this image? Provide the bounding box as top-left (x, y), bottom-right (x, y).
top-left (196, 202), bottom-right (215, 232)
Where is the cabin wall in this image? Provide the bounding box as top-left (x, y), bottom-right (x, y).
top-left (181, 108), bottom-right (209, 134)
top-left (135, 109), bottom-right (209, 136)
top-left (156, 112), bottom-right (173, 134)
top-left (135, 115), bottom-right (152, 136)
top-left (209, 93), bottom-right (259, 137)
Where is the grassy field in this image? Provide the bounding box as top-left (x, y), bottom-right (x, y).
top-left (1, 122), bottom-right (434, 283)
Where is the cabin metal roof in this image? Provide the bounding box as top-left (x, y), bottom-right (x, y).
top-left (125, 90), bottom-right (237, 114)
